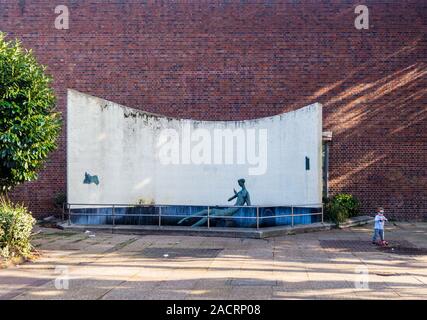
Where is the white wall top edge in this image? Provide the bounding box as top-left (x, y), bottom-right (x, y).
top-left (67, 89), bottom-right (322, 125)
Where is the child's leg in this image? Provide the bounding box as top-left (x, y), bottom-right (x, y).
top-left (379, 229), bottom-right (384, 242)
top-left (372, 229), bottom-right (378, 242)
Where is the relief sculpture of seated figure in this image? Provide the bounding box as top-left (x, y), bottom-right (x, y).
top-left (178, 179), bottom-right (251, 227)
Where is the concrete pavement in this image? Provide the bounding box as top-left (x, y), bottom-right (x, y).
top-left (0, 222), bottom-right (426, 300)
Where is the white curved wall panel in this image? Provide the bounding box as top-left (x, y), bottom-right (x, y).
top-left (67, 89), bottom-right (322, 206)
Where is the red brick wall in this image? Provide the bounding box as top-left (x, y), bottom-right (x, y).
top-left (1, 1), bottom-right (426, 220)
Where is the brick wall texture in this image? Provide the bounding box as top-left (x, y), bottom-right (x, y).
top-left (0, 1), bottom-right (426, 220)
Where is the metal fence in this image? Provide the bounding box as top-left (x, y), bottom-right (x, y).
top-left (65, 203), bottom-right (324, 229)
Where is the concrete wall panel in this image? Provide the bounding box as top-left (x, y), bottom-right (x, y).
top-left (67, 89), bottom-right (322, 206)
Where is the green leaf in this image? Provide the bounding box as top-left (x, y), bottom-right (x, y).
top-left (0, 32), bottom-right (62, 191)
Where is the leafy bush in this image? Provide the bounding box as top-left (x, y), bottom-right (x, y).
top-left (333, 194), bottom-right (360, 218)
top-left (0, 197), bottom-right (35, 259)
top-left (324, 194), bottom-right (360, 223)
top-left (53, 192), bottom-right (66, 208)
top-left (324, 200), bottom-right (347, 223)
top-left (0, 32), bottom-right (61, 191)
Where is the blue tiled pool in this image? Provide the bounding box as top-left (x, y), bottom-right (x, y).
top-left (69, 205), bottom-right (322, 228)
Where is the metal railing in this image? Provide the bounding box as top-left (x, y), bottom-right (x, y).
top-left (65, 203), bottom-right (324, 229)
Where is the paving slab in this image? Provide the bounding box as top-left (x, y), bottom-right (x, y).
top-left (0, 223), bottom-right (426, 299)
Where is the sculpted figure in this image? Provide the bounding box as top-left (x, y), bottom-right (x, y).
top-left (228, 178), bottom-right (251, 206)
top-left (178, 179), bottom-right (251, 227)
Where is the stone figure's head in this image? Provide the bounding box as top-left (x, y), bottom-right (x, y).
top-left (238, 178), bottom-right (245, 187)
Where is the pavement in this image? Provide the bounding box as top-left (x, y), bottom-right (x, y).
top-left (0, 222), bottom-right (426, 300)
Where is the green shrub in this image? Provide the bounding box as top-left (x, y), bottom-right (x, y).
top-left (0, 197), bottom-right (35, 259)
top-left (0, 32), bottom-right (61, 191)
top-left (333, 194), bottom-right (360, 217)
top-left (53, 192), bottom-right (66, 208)
top-left (324, 194), bottom-right (360, 223)
top-left (324, 200), bottom-right (347, 223)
